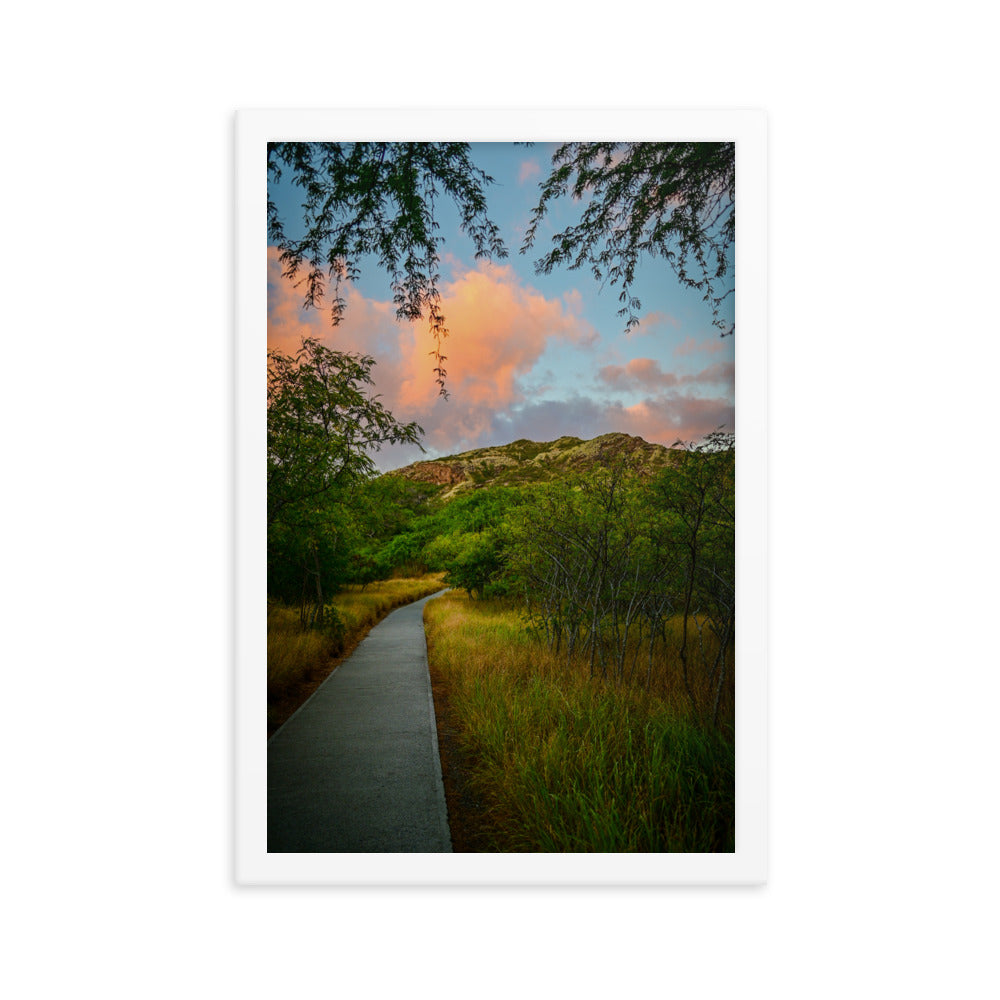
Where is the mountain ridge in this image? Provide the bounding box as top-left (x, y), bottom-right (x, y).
top-left (385, 432), bottom-right (679, 499)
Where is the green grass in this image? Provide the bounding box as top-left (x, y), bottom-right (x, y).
top-left (425, 591), bottom-right (734, 852)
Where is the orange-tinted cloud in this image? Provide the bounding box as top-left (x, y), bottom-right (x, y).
top-left (268, 249), bottom-right (599, 456)
top-left (389, 261), bottom-right (599, 446)
top-left (266, 246), bottom-right (400, 361)
top-left (267, 247), bottom-right (734, 466)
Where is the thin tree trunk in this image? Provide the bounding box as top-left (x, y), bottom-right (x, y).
top-left (712, 615), bottom-right (734, 728)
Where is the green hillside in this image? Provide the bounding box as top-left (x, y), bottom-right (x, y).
top-left (386, 432), bottom-right (680, 499)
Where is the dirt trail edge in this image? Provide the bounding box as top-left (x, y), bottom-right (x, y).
top-left (267, 589), bottom-right (452, 852)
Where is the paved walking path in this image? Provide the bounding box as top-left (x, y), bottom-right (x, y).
top-left (267, 589), bottom-right (452, 852)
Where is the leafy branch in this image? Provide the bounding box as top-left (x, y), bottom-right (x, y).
top-left (267, 142), bottom-right (508, 395)
top-left (521, 142), bottom-right (735, 335)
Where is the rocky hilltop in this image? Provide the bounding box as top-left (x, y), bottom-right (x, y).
top-left (386, 432), bottom-right (678, 499)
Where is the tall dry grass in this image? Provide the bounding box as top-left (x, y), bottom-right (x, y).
top-left (424, 591), bottom-right (734, 852)
top-left (268, 574), bottom-right (445, 728)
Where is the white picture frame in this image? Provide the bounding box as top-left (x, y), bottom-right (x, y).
top-left (236, 108), bottom-right (767, 884)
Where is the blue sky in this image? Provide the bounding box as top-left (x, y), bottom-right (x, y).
top-left (267, 142), bottom-right (735, 471)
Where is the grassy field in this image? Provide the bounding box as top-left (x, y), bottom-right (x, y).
top-left (424, 590), bottom-right (734, 852)
top-left (267, 573), bottom-right (445, 735)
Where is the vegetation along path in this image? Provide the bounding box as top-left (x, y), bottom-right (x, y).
top-left (267, 589), bottom-right (452, 852)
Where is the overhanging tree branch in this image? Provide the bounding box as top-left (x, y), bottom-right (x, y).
top-left (267, 142), bottom-right (508, 395)
top-left (521, 142), bottom-right (735, 336)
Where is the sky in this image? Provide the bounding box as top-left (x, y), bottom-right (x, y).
top-left (267, 142), bottom-right (735, 473)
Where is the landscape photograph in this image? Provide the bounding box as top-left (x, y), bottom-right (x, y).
top-left (264, 137), bottom-right (738, 855)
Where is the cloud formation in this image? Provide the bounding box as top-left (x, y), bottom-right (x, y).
top-left (494, 393), bottom-right (734, 451)
top-left (598, 357), bottom-right (735, 391)
top-left (518, 159), bottom-right (541, 184)
top-left (617, 395), bottom-right (735, 443)
top-left (268, 247), bottom-right (735, 469)
top-left (673, 335), bottom-right (726, 357)
top-left (628, 310), bottom-right (681, 338)
top-left (268, 249), bottom-right (600, 461)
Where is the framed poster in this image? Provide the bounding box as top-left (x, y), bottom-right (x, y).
top-left (235, 109), bottom-right (767, 884)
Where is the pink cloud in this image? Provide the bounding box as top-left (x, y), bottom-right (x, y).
top-left (390, 261), bottom-right (598, 446)
top-left (673, 335), bottom-right (725, 357)
top-left (599, 358), bottom-right (675, 389)
top-left (598, 357), bottom-right (734, 391)
top-left (267, 249), bottom-right (598, 457)
top-left (618, 395), bottom-right (734, 444)
top-left (628, 310), bottom-right (681, 338)
top-left (518, 159), bottom-right (542, 184)
top-left (492, 393), bottom-right (734, 454)
top-left (688, 362), bottom-right (735, 385)
top-left (267, 247), bottom-right (732, 467)
top-left (266, 247), bottom-right (400, 361)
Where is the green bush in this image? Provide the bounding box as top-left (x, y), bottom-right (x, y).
top-left (315, 603), bottom-right (347, 654)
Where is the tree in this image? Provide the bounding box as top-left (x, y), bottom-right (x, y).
top-left (345, 476), bottom-right (442, 586)
top-left (267, 142), bottom-right (508, 395)
top-left (267, 337), bottom-right (422, 528)
top-left (507, 465), bottom-right (676, 686)
top-left (521, 142), bottom-right (735, 335)
top-left (267, 337), bottom-right (423, 619)
top-left (419, 487), bottom-right (524, 599)
top-left (652, 431), bottom-right (735, 723)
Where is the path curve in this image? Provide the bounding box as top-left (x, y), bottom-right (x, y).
top-left (267, 589), bottom-right (452, 852)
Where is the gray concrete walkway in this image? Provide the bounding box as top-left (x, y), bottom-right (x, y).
top-left (267, 589), bottom-right (452, 853)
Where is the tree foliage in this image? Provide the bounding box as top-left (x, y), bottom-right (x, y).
top-left (507, 464), bottom-right (679, 687)
top-left (653, 431), bottom-right (735, 723)
top-left (499, 433), bottom-right (735, 724)
top-left (267, 337), bottom-right (423, 620)
top-left (267, 337), bottom-right (422, 529)
top-left (267, 142), bottom-right (508, 394)
top-left (421, 487), bottom-right (525, 598)
top-left (522, 142), bottom-right (735, 335)
top-left (265, 415), bottom-right (735, 725)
